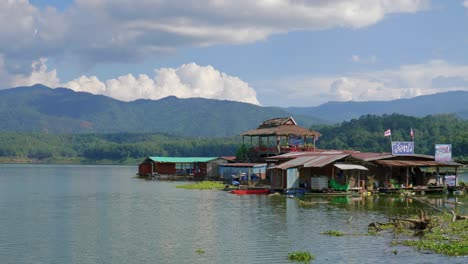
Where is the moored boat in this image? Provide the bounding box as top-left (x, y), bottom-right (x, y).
top-left (230, 189), bottom-right (270, 195)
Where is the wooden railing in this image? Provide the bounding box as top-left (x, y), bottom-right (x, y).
top-left (252, 146), bottom-right (315, 154)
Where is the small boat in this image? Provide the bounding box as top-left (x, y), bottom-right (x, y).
top-left (230, 189), bottom-right (270, 195)
top-left (283, 189), bottom-right (310, 195)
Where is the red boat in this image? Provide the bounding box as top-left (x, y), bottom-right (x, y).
top-left (230, 189), bottom-right (270, 195)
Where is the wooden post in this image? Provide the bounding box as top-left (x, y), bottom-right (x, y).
top-left (357, 170), bottom-right (362, 187)
top-left (406, 167), bottom-right (409, 187)
top-left (276, 135), bottom-right (280, 154)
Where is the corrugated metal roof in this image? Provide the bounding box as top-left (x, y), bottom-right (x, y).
top-left (374, 160), bottom-right (462, 167)
top-left (148, 157), bottom-right (218, 163)
top-left (276, 156), bottom-right (315, 169)
top-left (220, 163), bottom-right (267, 168)
top-left (351, 152), bottom-right (435, 161)
top-left (334, 164), bottom-right (368, 171)
top-left (350, 152), bottom-right (393, 161)
top-left (275, 154), bottom-right (348, 170)
top-left (303, 154), bottom-right (349, 168)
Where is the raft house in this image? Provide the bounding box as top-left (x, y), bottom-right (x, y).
top-left (265, 150), bottom-right (462, 194)
top-left (136, 116), bottom-right (464, 195)
top-left (238, 117), bottom-right (463, 194)
top-left (137, 156), bottom-right (226, 180)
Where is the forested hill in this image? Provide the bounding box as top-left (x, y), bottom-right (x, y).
top-left (287, 91), bottom-right (468, 122)
top-left (0, 114), bottom-right (466, 163)
top-left (316, 113), bottom-right (468, 159)
top-left (0, 84), bottom-right (322, 137)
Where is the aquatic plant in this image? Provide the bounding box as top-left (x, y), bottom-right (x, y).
top-left (321, 230), bottom-right (344, 236)
top-left (176, 181), bottom-right (226, 189)
top-left (402, 214), bottom-right (468, 256)
top-left (195, 248), bottom-right (205, 254)
top-left (288, 251), bottom-right (315, 262)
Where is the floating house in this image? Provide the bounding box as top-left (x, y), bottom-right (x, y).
top-left (267, 151), bottom-right (368, 191)
top-left (267, 150), bottom-right (462, 193)
top-left (138, 156), bottom-right (225, 179)
top-left (218, 163), bottom-right (267, 183)
top-left (352, 152), bottom-right (463, 193)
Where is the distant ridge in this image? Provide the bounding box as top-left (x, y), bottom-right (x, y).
top-left (0, 84), bottom-right (322, 137)
top-left (286, 91), bottom-right (468, 122)
top-left (1, 84), bottom-right (467, 136)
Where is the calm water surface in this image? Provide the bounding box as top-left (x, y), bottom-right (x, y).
top-left (0, 165), bottom-right (467, 264)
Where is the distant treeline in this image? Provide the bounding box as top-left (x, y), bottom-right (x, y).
top-left (315, 113), bottom-right (468, 160)
top-left (0, 133), bottom-right (240, 163)
top-left (0, 113), bottom-right (467, 164)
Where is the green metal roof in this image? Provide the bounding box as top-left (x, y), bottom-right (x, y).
top-left (148, 156), bottom-right (218, 163)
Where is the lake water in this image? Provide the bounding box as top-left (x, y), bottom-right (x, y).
top-left (0, 165), bottom-right (467, 264)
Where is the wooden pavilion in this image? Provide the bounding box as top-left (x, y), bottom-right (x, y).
top-left (241, 117), bottom-right (321, 158)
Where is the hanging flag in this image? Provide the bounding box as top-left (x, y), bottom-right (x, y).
top-left (410, 128), bottom-right (414, 140)
top-left (384, 129), bottom-right (392, 137)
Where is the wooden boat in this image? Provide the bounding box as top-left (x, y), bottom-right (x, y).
top-left (230, 189), bottom-right (270, 195)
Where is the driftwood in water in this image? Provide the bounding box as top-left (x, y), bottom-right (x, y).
top-left (368, 209), bottom-right (432, 232)
top-left (368, 221), bottom-right (395, 231)
top-left (449, 210), bottom-right (468, 222)
top-left (390, 209), bottom-right (431, 230)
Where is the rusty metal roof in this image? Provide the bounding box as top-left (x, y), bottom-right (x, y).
top-left (350, 152), bottom-right (393, 161)
top-left (374, 160), bottom-right (461, 167)
top-left (350, 152), bottom-right (435, 161)
top-left (275, 154), bottom-right (349, 170)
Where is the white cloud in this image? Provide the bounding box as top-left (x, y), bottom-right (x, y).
top-left (11, 58), bottom-right (260, 105)
top-left (255, 60), bottom-right (468, 107)
top-left (12, 58), bottom-right (60, 87)
top-left (463, 0), bottom-right (468, 8)
top-left (0, 0), bottom-right (428, 71)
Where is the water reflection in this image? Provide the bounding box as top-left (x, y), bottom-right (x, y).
top-left (0, 164), bottom-right (466, 264)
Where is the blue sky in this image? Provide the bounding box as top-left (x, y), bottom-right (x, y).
top-left (1, 0), bottom-right (468, 107)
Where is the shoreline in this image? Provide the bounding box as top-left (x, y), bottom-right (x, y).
top-left (0, 157), bottom-right (138, 165)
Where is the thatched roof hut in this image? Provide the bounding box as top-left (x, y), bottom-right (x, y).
top-left (241, 117), bottom-right (320, 138)
top-left (240, 117), bottom-right (321, 156)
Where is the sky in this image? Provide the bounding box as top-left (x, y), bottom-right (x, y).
top-left (1, 0), bottom-right (468, 107)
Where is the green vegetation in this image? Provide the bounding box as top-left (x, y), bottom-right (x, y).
top-left (176, 181), bottom-right (226, 189)
top-left (320, 230), bottom-right (344, 236)
top-left (0, 132), bottom-right (240, 164)
top-left (315, 113), bottom-right (468, 160)
top-left (0, 84), bottom-right (320, 137)
top-left (402, 215), bottom-right (468, 256)
top-left (288, 251), bottom-right (315, 262)
top-left (195, 248), bottom-right (205, 254)
top-left (1, 113), bottom-right (468, 164)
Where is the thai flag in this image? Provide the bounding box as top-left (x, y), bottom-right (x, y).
top-left (384, 129), bottom-right (391, 137)
top-left (410, 128), bottom-right (414, 140)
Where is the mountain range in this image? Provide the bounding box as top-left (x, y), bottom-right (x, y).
top-left (0, 84), bottom-right (467, 137)
top-left (286, 91), bottom-right (468, 122)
